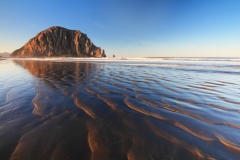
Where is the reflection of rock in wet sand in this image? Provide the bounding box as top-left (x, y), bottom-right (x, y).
top-left (0, 59), bottom-right (239, 159)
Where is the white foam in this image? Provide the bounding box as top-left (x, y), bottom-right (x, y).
top-left (8, 57), bottom-right (167, 62)
top-left (15, 57), bottom-right (240, 62)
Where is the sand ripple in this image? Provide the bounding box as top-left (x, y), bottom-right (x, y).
top-left (0, 59), bottom-right (240, 159)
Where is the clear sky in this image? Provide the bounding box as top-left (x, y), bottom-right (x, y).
top-left (1, 0), bottom-right (240, 57)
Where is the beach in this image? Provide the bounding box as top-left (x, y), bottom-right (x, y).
top-left (0, 57), bottom-right (240, 159)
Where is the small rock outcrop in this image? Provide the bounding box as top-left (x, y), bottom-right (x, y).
top-left (11, 26), bottom-right (106, 58)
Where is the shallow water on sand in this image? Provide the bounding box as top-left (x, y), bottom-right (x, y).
top-left (0, 58), bottom-right (240, 160)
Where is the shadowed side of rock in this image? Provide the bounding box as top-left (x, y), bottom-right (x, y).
top-left (11, 26), bottom-right (106, 58)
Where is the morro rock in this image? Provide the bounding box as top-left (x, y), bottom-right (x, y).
top-left (11, 26), bottom-right (106, 58)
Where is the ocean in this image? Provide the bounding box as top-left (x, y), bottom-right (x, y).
top-left (0, 57), bottom-right (240, 159)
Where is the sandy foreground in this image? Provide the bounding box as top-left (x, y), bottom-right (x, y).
top-left (0, 58), bottom-right (240, 160)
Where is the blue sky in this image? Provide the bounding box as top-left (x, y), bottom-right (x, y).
top-left (0, 0), bottom-right (240, 57)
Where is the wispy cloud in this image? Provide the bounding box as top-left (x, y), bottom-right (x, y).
top-left (94, 23), bottom-right (110, 30)
top-left (120, 35), bottom-right (157, 46)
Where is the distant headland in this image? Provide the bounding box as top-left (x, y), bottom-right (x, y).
top-left (10, 26), bottom-right (106, 58)
top-left (0, 52), bottom-right (10, 57)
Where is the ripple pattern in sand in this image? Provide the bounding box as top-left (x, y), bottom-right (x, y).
top-left (0, 59), bottom-right (240, 160)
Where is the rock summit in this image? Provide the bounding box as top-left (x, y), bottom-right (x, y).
top-left (11, 26), bottom-right (106, 58)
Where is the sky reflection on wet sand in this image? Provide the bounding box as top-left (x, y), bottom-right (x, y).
top-left (0, 58), bottom-right (240, 160)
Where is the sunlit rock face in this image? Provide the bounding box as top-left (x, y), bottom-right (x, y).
top-left (11, 26), bottom-right (106, 58)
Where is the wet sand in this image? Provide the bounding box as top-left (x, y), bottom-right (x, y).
top-left (0, 59), bottom-right (240, 159)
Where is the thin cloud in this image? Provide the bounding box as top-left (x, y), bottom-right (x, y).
top-left (94, 23), bottom-right (110, 30)
top-left (120, 35), bottom-right (156, 46)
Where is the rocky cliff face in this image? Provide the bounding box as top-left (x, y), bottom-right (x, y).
top-left (11, 26), bottom-right (106, 58)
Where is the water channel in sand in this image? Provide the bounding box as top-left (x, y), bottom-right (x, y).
top-left (0, 58), bottom-right (240, 159)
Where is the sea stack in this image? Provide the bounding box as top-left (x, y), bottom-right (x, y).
top-left (10, 26), bottom-right (106, 58)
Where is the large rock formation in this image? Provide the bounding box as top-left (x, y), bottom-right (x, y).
top-left (11, 26), bottom-right (106, 58)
